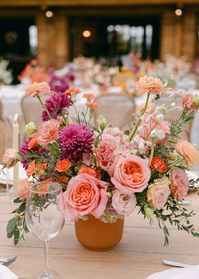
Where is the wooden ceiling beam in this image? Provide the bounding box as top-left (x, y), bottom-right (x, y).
top-left (0, 0), bottom-right (199, 7)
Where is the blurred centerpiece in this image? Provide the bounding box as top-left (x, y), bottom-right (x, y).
top-left (4, 76), bottom-right (199, 251)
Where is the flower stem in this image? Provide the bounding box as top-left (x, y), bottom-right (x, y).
top-left (148, 138), bottom-right (155, 166)
top-left (129, 93), bottom-right (150, 141)
top-left (37, 96), bottom-right (52, 120)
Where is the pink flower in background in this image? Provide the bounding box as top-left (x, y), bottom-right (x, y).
top-left (175, 140), bottom-right (199, 166)
top-left (111, 155), bottom-right (151, 194)
top-left (136, 76), bottom-right (164, 94)
top-left (35, 119), bottom-right (60, 146)
top-left (3, 148), bottom-right (19, 168)
top-left (182, 94), bottom-right (198, 111)
top-left (112, 190), bottom-right (136, 216)
top-left (25, 82), bottom-right (51, 97)
top-left (15, 180), bottom-right (29, 200)
top-left (60, 173), bottom-right (108, 220)
top-left (147, 179), bottom-right (170, 210)
top-left (169, 168), bottom-right (189, 200)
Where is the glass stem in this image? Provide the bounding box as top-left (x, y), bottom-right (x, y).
top-left (44, 240), bottom-right (49, 273)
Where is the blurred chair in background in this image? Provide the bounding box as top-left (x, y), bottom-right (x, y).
top-left (94, 94), bottom-right (135, 130)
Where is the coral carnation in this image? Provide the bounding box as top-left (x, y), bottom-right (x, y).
top-left (136, 76), bottom-right (164, 94)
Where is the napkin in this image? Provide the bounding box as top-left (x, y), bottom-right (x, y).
top-left (146, 265), bottom-right (199, 279)
top-left (0, 264), bottom-right (18, 279)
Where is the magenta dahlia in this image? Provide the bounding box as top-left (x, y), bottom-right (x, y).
top-left (59, 124), bottom-right (94, 161)
top-left (42, 93), bottom-right (72, 121)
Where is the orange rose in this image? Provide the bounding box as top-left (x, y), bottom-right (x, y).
top-left (26, 160), bottom-right (36, 177)
top-left (175, 141), bottom-right (199, 166)
top-left (78, 166), bottom-right (101, 179)
top-left (28, 137), bottom-right (38, 150)
top-left (56, 159), bottom-right (71, 172)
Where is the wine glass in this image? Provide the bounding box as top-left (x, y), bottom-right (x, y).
top-left (25, 182), bottom-right (65, 279)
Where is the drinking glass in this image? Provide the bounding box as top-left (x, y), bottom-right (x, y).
top-left (25, 182), bottom-right (65, 279)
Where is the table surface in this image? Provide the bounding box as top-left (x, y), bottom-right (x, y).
top-left (1, 193), bottom-right (199, 279)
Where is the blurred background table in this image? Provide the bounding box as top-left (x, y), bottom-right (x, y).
top-left (1, 193), bottom-right (199, 279)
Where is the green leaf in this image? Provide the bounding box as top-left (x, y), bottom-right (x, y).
top-left (6, 218), bottom-right (16, 235)
top-left (18, 202), bottom-right (26, 213)
top-left (14, 230), bottom-right (19, 245)
top-left (13, 197), bottom-right (22, 203)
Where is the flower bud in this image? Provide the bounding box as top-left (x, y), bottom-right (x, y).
top-left (97, 115), bottom-right (107, 130)
top-left (24, 122), bottom-right (37, 135)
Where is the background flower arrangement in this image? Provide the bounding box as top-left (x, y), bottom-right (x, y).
top-left (4, 76), bottom-right (199, 246)
top-left (0, 57), bottom-right (12, 85)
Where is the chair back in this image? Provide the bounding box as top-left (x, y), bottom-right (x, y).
top-left (94, 94), bottom-right (135, 129)
top-left (21, 95), bottom-right (49, 126)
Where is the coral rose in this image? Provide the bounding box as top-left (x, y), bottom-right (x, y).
top-left (136, 76), bottom-right (164, 94)
top-left (175, 140), bottom-right (199, 166)
top-left (169, 168), bottom-right (189, 200)
top-left (60, 173), bottom-right (108, 221)
top-left (112, 190), bottom-right (136, 216)
top-left (35, 119), bottom-right (59, 146)
top-left (25, 82), bottom-right (51, 97)
top-left (111, 155), bottom-right (151, 194)
top-left (147, 179), bottom-right (170, 210)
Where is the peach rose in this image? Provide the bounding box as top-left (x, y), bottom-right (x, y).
top-left (175, 141), bottom-right (199, 166)
top-left (111, 155), bottom-right (151, 194)
top-left (60, 173), bottom-right (108, 221)
top-left (35, 119), bottom-right (59, 146)
top-left (3, 148), bottom-right (19, 168)
top-left (78, 166), bottom-right (101, 179)
top-left (25, 82), bottom-right (51, 97)
top-left (56, 159), bottom-right (71, 172)
top-left (147, 179), bottom-right (170, 210)
top-left (15, 179), bottom-right (29, 200)
top-left (112, 190), bottom-right (136, 216)
top-left (169, 168), bottom-right (189, 200)
top-left (136, 76), bottom-right (164, 94)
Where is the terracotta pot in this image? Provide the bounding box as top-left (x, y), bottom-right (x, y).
top-left (75, 216), bottom-right (124, 251)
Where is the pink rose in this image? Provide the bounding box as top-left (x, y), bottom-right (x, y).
top-left (136, 76), bottom-right (164, 94)
top-left (25, 82), bottom-right (51, 97)
top-left (169, 168), bottom-right (189, 200)
top-left (111, 155), bottom-right (151, 194)
top-left (182, 94), bottom-right (197, 111)
top-left (60, 173), bottom-right (108, 221)
top-left (15, 179), bottom-right (29, 200)
top-left (112, 190), bottom-right (136, 216)
top-left (147, 179), bottom-right (170, 210)
top-left (35, 119), bottom-right (59, 146)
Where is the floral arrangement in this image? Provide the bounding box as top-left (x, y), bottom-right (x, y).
top-left (0, 58), bottom-right (12, 85)
top-left (4, 76), bottom-right (199, 245)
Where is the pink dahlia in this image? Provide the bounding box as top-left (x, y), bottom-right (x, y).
top-left (59, 124), bottom-right (94, 161)
top-left (42, 93), bottom-right (72, 121)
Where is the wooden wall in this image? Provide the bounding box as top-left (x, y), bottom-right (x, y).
top-left (0, 2), bottom-right (198, 67)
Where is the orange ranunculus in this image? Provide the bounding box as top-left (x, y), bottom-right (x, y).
top-left (35, 163), bottom-right (47, 177)
top-left (28, 137), bottom-right (38, 150)
top-left (56, 159), bottom-right (71, 172)
top-left (86, 102), bottom-right (99, 109)
top-left (78, 166), bottom-right (101, 179)
top-left (26, 160), bottom-right (36, 177)
top-left (57, 175), bottom-right (68, 183)
top-left (83, 93), bottom-right (94, 99)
